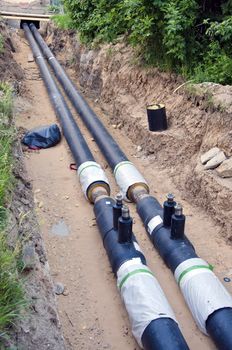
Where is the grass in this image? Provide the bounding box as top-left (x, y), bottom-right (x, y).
top-left (0, 34), bottom-right (4, 54)
top-left (0, 83), bottom-right (25, 340)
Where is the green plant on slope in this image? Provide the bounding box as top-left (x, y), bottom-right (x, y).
top-left (0, 34), bottom-right (4, 54)
top-left (0, 83), bottom-right (13, 120)
top-left (0, 83), bottom-right (25, 339)
top-left (52, 13), bottom-right (75, 29)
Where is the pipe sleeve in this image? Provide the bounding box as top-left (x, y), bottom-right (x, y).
top-left (174, 258), bottom-right (232, 334)
top-left (114, 161), bottom-right (148, 200)
top-left (117, 258), bottom-right (177, 348)
top-left (78, 161), bottom-right (110, 201)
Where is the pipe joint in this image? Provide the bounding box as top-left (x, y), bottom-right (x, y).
top-left (78, 161), bottom-right (110, 203)
top-left (114, 161), bottom-right (149, 201)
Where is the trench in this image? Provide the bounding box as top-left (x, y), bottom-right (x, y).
top-left (11, 24), bottom-right (232, 350)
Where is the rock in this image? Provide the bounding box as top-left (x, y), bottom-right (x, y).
top-left (22, 244), bottom-right (36, 270)
top-left (20, 197), bottom-right (30, 205)
top-left (27, 53), bottom-right (34, 62)
top-left (137, 145), bottom-right (142, 152)
top-left (204, 151), bottom-right (226, 170)
top-left (38, 201), bottom-right (43, 208)
top-left (201, 147), bottom-right (220, 164)
top-left (54, 282), bottom-right (65, 295)
top-left (62, 288), bottom-right (69, 296)
top-left (216, 158), bottom-right (232, 178)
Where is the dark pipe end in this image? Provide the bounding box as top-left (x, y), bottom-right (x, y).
top-left (147, 104), bottom-right (168, 132)
top-left (20, 20), bottom-right (40, 29)
top-left (142, 318), bottom-right (189, 350)
top-left (206, 308), bottom-right (232, 350)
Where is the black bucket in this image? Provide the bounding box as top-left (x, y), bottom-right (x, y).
top-left (147, 104), bottom-right (168, 132)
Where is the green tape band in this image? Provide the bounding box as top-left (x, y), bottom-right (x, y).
top-left (119, 268), bottom-right (154, 290)
top-left (178, 264), bottom-right (214, 285)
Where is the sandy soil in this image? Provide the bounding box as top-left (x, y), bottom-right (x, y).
top-left (13, 30), bottom-right (232, 350)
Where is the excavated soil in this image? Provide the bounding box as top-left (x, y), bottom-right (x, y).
top-left (0, 21), bottom-right (24, 87)
top-left (6, 24), bottom-right (231, 350)
top-left (47, 27), bottom-right (232, 241)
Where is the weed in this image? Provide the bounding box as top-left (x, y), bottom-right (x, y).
top-left (0, 35), bottom-right (4, 54)
top-left (0, 83), bottom-right (25, 338)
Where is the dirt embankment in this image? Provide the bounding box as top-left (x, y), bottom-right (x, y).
top-left (0, 22), bottom-right (65, 349)
top-left (48, 27), bottom-right (232, 241)
top-left (0, 21), bottom-right (24, 90)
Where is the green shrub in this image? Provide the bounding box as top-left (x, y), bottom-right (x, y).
top-left (52, 13), bottom-right (75, 30)
top-left (60, 0), bottom-right (232, 84)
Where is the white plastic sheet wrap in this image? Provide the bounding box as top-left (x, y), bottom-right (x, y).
top-left (117, 258), bottom-right (176, 348)
top-left (78, 161), bottom-right (109, 199)
top-left (174, 258), bottom-right (232, 334)
top-left (114, 161), bottom-right (148, 200)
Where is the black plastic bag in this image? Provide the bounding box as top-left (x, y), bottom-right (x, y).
top-left (22, 124), bottom-right (61, 149)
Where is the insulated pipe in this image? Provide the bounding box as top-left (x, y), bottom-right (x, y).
top-left (22, 22), bottom-right (110, 203)
top-left (29, 23), bottom-right (149, 201)
top-left (30, 24), bottom-right (232, 349)
top-left (24, 23), bottom-right (189, 349)
top-left (29, 24), bottom-right (126, 169)
top-left (94, 196), bottom-right (189, 349)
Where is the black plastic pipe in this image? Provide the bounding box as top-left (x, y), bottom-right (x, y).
top-left (30, 24), bottom-right (232, 349)
top-left (94, 197), bottom-right (189, 350)
top-left (137, 198), bottom-right (232, 349)
top-left (22, 23), bottom-right (94, 167)
top-left (29, 23), bottom-right (128, 170)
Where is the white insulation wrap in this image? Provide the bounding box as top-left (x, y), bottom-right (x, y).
top-left (117, 258), bottom-right (176, 348)
top-left (174, 258), bottom-right (232, 334)
top-left (77, 161), bottom-right (109, 199)
top-left (147, 215), bottom-right (163, 235)
top-left (114, 161), bottom-right (148, 200)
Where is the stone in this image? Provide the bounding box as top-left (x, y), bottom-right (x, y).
top-left (201, 147), bottom-right (220, 164)
top-left (38, 201), bottom-right (43, 208)
top-left (204, 151), bottom-right (226, 170)
top-left (216, 158), bottom-right (232, 178)
top-left (27, 53), bottom-right (34, 63)
top-left (22, 244), bottom-right (36, 270)
top-left (137, 145), bottom-right (142, 152)
top-left (54, 282), bottom-right (65, 295)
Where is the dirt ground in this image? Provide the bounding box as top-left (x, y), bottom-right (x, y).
top-left (10, 26), bottom-right (232, 350)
